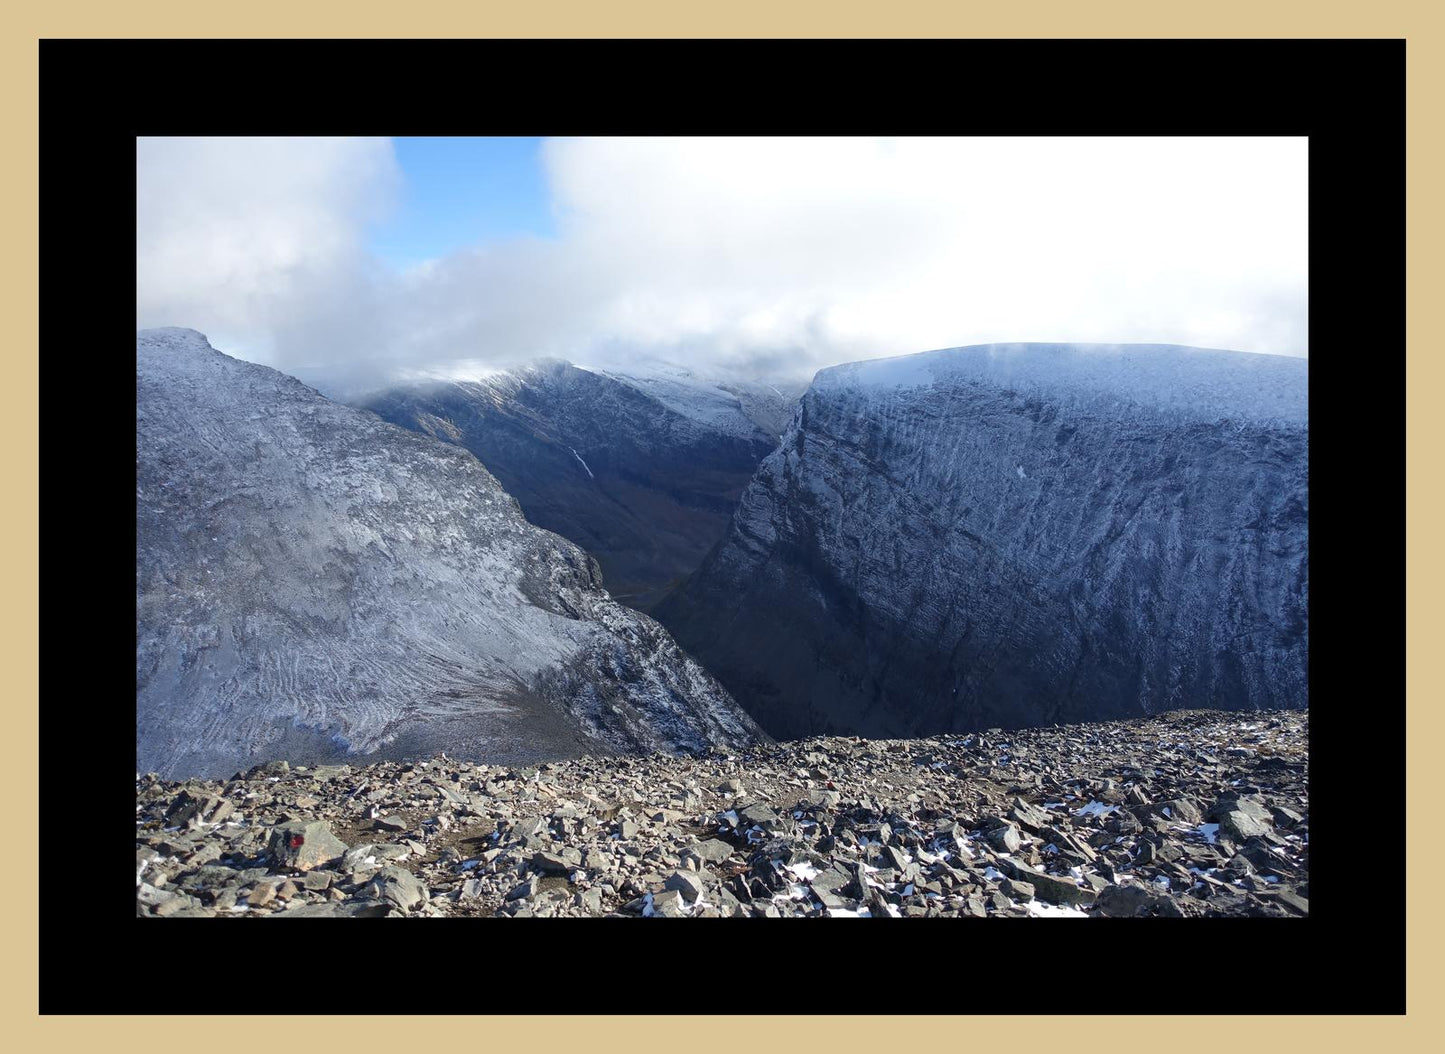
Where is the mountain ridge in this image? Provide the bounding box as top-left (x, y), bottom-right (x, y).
top-left (357, 360), bottom-right (801, 610)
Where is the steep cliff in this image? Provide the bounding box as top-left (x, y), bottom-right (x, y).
top-left (656, 343), bottom-right (1308, 739)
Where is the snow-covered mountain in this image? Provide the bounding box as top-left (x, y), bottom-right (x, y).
top-left (578, 359), bottom-right (804, 442)
top-left (656, 343), bottom-right (1309, 739)
top-left (136, 329), bottom-right (766, 778)
top-left (356, 361), bottom-right (804, 610)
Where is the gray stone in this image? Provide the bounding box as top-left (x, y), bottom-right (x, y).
top-left (1009, 798), bottom-right (1051, 831)
top-left (269, 901), bottom-right (346, 917)
top-left (366, 866), bottom-right (428, 911)
top-left (159, 904), bottom-right (216, 918)
top-left (185, 842), bottom-right (224, 867)
top-left (1218, 808), bottom-right (1271, 842)
top-left (506, 876), bottom-right (540, 901)
top-left (531, 850), bottom-right (580, 875)
top-left (136, 848), bottom-right (159, 887)
top-left (245, 881), bottom-right (277, 908)
top-left (269, 820), bottom-right (348, 872)
top-left (664, 870), bottom-right (708, 901)
top-left (1096, 882), bottom-right (1171, 917)
top-left (882, 845), bottom-right (910, 871)
top-left (808, 866), bottom-right (856, 909)
top-left (1001, 878), bottom-right (1035, 902)
top-left (135, 884), bottom-right (177, 907)
top-left (1156, 798), bottom-right (1202, 825)
top-left (1270, 806), bottom-right (1304, 827)
top-left (153, 893), bottom-right (201, 917)
top-left (689, 839), bottom-right (735, 864)
top-left (1006, 861), bottom-right (1095, 907)
top-left (338, 900), bottom-right (393, 917)
top-left (163, 790), bottom-right (210, 827)
top-left (1268, 889), bottom-right (1309, 916)
top-left (985, 822), bottom-right (1021, 853)
top-left (1041, 825), bottom-right (1097, 863)
top-left (1208, 796), bottom-right (1273, 825)
top-left (648, 889), bottom-right (688, 917)
top-left (739, 803), bottom-right (781, 828)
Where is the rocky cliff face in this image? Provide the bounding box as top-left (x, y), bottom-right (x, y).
top-left (136, 329), bottom-right (766, 778)
top-left (357, 361), bottom-right (798, 610)
top-left (656, 343), bottom-right (1308, 740)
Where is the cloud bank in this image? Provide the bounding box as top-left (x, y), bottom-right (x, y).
top-left (137, 136), bottom-right (1307, 383)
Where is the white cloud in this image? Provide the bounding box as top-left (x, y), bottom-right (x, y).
top-left (136, 136), bottom-right (1307, 383)
top-left (135, 136), bottom-right (401, 361)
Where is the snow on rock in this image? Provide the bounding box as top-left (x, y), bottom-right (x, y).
top-left (136, 329), bottom-right (767, 778)
top-left (1025, 900), bottom-right (1091, 918)
top-left (578, 358), bottom-right (809, 443)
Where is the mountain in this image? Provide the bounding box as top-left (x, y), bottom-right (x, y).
top-left (136, 329), bottom-right (766, 778)
top-left (355, 361), bottom-right (803, 610)
top-left (655, 343), bottom-right (1309, 740)
top-left (581, 359), bottom-right (803, 442)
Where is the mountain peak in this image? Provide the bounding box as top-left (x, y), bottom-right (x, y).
top-left (136, 326), bottom-right (216, 352)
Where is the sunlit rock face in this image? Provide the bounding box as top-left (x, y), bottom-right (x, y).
top-left (136, 329), bottom-right (765, 778)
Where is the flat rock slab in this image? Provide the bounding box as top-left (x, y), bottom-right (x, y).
top-left (1218, 809), bottom-right (1272, 842)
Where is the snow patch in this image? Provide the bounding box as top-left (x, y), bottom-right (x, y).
top-left (568, 447), bottom-right (595, 480)
top-left (1026, 900), bottom-right (1089, 918)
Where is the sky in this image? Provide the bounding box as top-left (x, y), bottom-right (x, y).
top-left (368, 138), bottom-right (555, 270)
top-left (135, 136), bottom-right (1308, 384)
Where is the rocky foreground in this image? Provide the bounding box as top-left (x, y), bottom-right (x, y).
top-left (135, 709), bottom-right (1308, 918)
